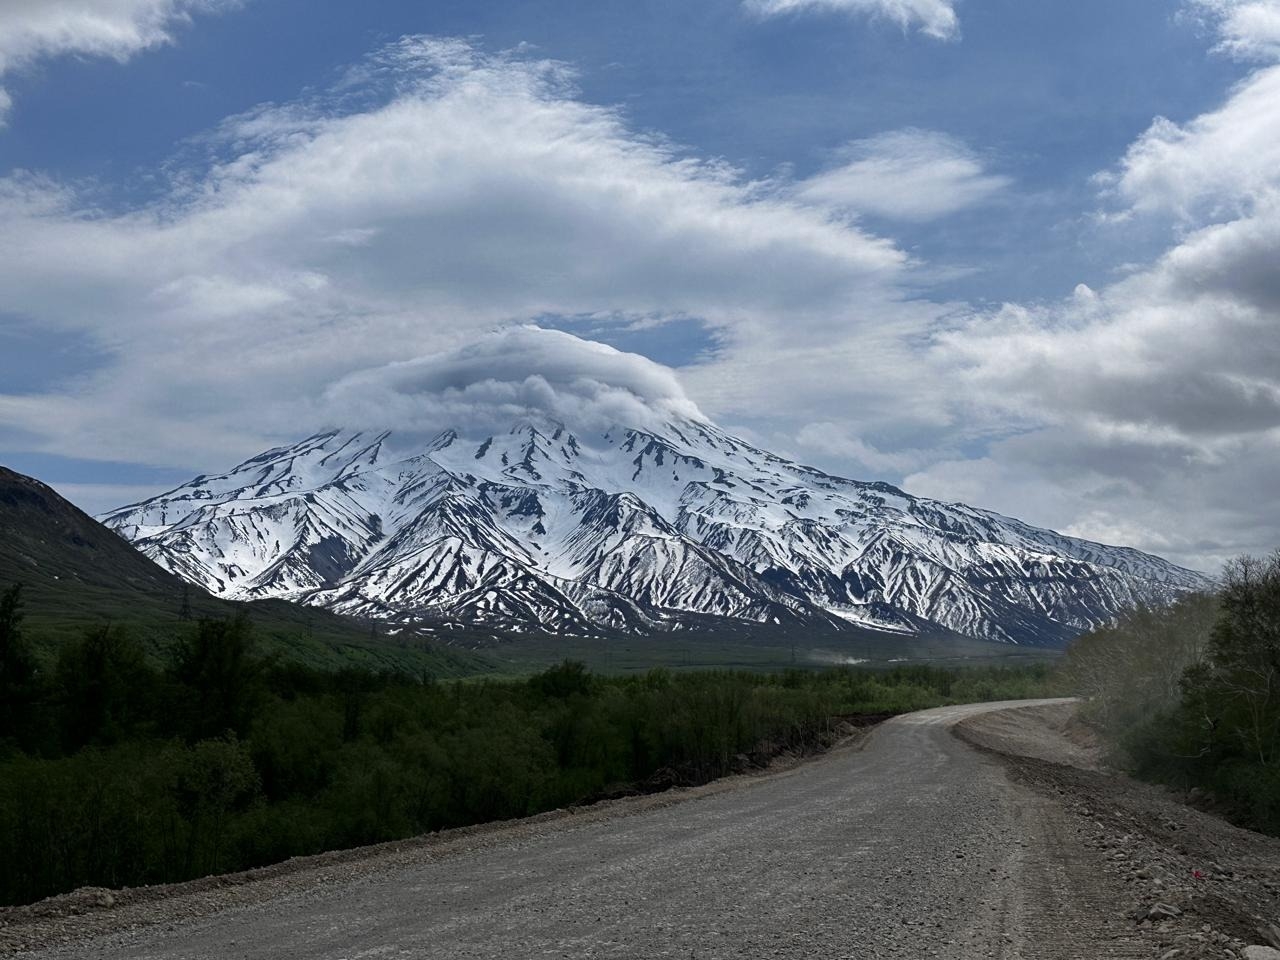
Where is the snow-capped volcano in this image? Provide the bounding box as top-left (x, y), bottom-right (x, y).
top-left (102, 415), bottom-right (1208, 645)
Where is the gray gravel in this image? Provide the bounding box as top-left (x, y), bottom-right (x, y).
top-left (960, 703), bottom-right (1280, 960)
top-left (16, 699), bottom-right (1149, 960)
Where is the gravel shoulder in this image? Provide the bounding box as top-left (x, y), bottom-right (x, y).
top-left (6, 697), bottom-right (1277, 960)
top-left (957, 703), bottom-right (1280, 960)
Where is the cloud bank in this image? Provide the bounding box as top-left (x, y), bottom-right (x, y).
top-left (903, 2), bottom-right (1280, 570)
top-left (0, 37), bottom-right (910, 468)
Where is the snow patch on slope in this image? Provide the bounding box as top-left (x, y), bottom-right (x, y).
top-left (103, 414), bottom-right (1209, 645)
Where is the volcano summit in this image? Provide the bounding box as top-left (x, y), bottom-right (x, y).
top-left (102, 412), bottom-right (1207, 646)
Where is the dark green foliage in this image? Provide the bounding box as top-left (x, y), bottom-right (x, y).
top-left (0, 584), bottom-right (38, 748)
top-left (1065, 551), bottom-right (1280, 836)
top-left (0, 738), bottom-right (258, 897)
top-left (0, 616), bottom-right (1055, 907)
top-left (529, 658), bottom-right (593, 698)
top-left (172, 737), bottom-right (259, 876)
top-left (1197, 553), bottom-right (1280, 765)
top-left (169, 615), bottom-right (263, 741)
top-left (55, 625), bottom-right (153, 751)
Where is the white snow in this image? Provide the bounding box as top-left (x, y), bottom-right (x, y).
top-left (100, 415), bottom-right (1210, 644)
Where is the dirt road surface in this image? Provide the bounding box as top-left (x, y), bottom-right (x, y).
top-left (12, 697), bottom-right (1181, 960)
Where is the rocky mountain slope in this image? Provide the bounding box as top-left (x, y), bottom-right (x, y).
top-left (0, 465), bottom-right (484, 674)
top-left (101, 416), bottom-right (1210, 645)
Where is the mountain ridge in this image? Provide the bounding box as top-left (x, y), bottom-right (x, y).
top-left (0, 464), bottom-right (487, 675)
top-left (101, 415), bottom-right (1210, 646)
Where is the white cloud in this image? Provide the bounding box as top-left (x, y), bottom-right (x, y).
top-left (744, 0), bottom-right (959, 40)
top-left (904, 427), bottom-right (1280, 572)
top-left (681, 300), bottom-right (959, 452)
top-left (321, 326), bottom-right (706, 438)
top-left (794, 422), bottom-right (931, 473)
top-left (0, 37), bottom-right (911, 468)
top-left (794, 129), bottom-right (1009, 222)
top-left (0, 0), bottom-right (240, 120)
top-left (913, 20), bottom-right (1280, 571)
top-left (1104, 66), bottom-right (1280, 219)
top-left (1187, 0), bottom-right (1280, 61)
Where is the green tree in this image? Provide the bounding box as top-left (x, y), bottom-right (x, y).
top-left (55, 625), bottom-right (155, 750)
top-left (335, 667), bottom-right (380, 743)
top-left (170, 614), bottom-right (263, 740)
top-left (174, 736), bottom-right (259, 877)
top-left (529, 659), bottom-right (592, 699)
top-left (1196, 552), bottom-right (1280, 765)
top-left (0, 584), bottom-right (39, 748)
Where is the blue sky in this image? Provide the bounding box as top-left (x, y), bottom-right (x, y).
top-left (1, 0), bottom-right (1278, 571)
top-left (1, 0), bottom-right (1247, 300)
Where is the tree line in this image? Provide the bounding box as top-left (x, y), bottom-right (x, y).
top-left (0, 581), bottom-right (1053, 906)
top-left (1061, 550), bottom-right (1280, 834)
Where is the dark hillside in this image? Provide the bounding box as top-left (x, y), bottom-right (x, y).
top-left (0, 466), bottom-right (487, 675)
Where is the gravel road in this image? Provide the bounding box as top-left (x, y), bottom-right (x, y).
top-left (15, 699), bottom-right (1154, 959)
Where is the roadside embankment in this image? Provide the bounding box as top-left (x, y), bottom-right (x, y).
top-left (958, 703), bottom-right (1280, 960)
